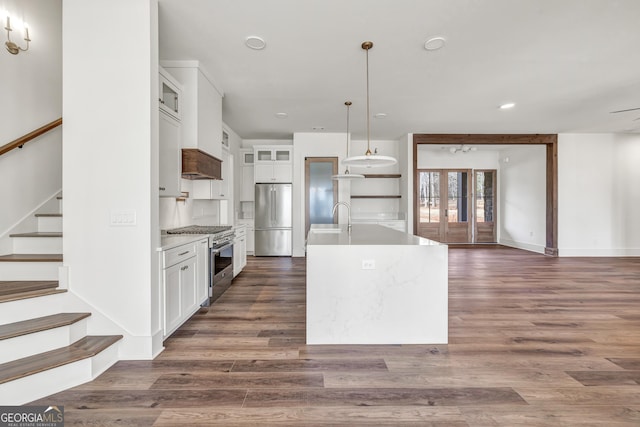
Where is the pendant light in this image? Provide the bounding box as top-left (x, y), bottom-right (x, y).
top-left (332, 101), bottom-right (364, 180)
top-left (342, 41), bottom-right (397, 168)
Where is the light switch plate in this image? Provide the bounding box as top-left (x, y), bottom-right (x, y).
top-left (110, 209), bottom-right (137, 226)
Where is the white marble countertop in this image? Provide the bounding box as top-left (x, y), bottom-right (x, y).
top-left (158, 234), bottom-right (209, 251)
top-left (307, 224), bottom-right (442, 246)
top-left (159, 223), bottom-right (247, 251)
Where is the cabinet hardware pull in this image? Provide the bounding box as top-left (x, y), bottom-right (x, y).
top-left (178, 251), bottom-right (189, 256)
top-left (181, 265), bottom-right (189, 271)
top-left (159, 187), bottom-right (166, 191)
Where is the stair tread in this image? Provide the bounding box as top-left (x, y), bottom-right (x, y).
top-left (8, 232), bottom-right (62, 238)
top-left (34, 213), bottom-right (62, 217)
top-left (0, 281), bottom-right (59, 296)
top-left (0, 312), bottom-right (91, 341)
top-left (0, 335), bottom-right (122, 384)
top-left (0, 254), bottom-right (63, 262)
top-left (0, 288), bottom-right (66, 303)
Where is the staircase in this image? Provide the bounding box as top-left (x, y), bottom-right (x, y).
top-left (0, 194), bottom-right (122, 405)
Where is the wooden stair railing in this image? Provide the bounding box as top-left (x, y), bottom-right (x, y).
top-left (0, 118), bottom-right (62, 157)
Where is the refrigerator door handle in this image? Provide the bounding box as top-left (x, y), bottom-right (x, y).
top-left (271, 186), bottom-right (276, 224)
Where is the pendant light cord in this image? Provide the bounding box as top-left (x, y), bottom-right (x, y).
top-left (365, 45), bottom-right (371, 156)
top-left (345, 101), bottom-right (351, 174)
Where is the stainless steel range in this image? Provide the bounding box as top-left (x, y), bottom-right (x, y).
top-left (166, 225), bottom-right (235, 303)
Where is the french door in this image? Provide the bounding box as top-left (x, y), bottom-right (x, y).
top-left (417, 169), bottom-right (472, 243)
top-left (417, 169), bottom-right (497, 243)
top-left (474, 170), bottom-right (497, 243)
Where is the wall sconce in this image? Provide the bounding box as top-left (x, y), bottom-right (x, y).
top-left (4, 16), bottom-right (30, 55)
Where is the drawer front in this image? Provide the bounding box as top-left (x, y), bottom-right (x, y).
top-left (164, 243), bottom-right (197, 268)
top-left (234, 226), bottom-right (247, 237)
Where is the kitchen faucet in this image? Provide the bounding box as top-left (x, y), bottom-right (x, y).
top-left (332, 201), bottom-right (352, 233)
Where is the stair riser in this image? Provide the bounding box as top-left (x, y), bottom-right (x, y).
top-left (0, 319), bottom-right (87, 364)
top-left (12, 237), bottom-right (62, 254)
top-left (0, 263), bottom-right (61, 281)
top-left (37, 217), bottom-right (62, 233)
top-left (0, 341), bottom-right (119, 405)
top-left (0, 291), bottom-right (69, 324)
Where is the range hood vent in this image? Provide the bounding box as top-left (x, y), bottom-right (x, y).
top-left (181, 149), bottom-right (222, 180)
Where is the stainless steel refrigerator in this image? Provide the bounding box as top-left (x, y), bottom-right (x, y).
top-left (254, 183), bottom-right (292, 256)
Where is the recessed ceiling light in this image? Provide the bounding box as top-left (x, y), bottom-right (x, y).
top-left (312, 126), bottom-right (325, 131)
top-left (245, 36), bottom-right (266, 50)
top-left (424, 36), bottom-right (446, 51)
top-left (275, 112), bottom-right (288, 119)
top-left (374, 113), bottom-right (387, 119)
top-left (499, 102), bottom-right (516, 110)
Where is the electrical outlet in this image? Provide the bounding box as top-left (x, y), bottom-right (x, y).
top-left (362, 259), bottom-right (376, 270)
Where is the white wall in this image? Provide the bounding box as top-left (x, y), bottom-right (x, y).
top-left (0, 0), bottom-right (62, 253)
top-left (63, 0), bottom-right (161, 358)
top-left (417, 146), bottom-right (500, 169)
top-left (558, 133), bottom-right (640, 256)
top-left (498, 145), bottom-right (547, 253)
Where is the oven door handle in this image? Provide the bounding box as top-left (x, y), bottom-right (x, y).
top-left (211, 243), bottom-right (233, 254)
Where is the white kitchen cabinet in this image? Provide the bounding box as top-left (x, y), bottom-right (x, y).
top-left (163, 263), bottom-right (182, 336)
top-left (161, 241), bottom-right (200, 338)
top-left (239, 148), bottom-right (254, 201)
top-left (241, 166), bottom-right (254, 200)
top-left (254, 145), bottom-right (293, 183)
top-left (159, 110), bottom-right (182, 197)
top-left (233, 225), bottom-right (247, 277)
top-left (192, 150), bottom-right (231, 199)
top-left (162, 63), bottom-right (223, 160)
top-left (241, 149), bottom-right (254, 165)
top-left (196, 238), bottom-right (209, 304)
top-left (159, 68), bottom-right (182, 120)
top-left (246, 223), bottom-right (255, 254)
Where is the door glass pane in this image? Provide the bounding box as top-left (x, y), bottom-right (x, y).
top-left (309, 162), bottom-right (336, 226)
top-left (476, 171), bottom-right (494, 222)
top-left (419, 171), bottom-right (441, 223)
top-left (161, 81), bottom-right (178, 113)
top-left (447, 171), bottom-right (468, 223)
top-left (275, 150), bottom-right (290, 161)
top-left (257, 150), bottom-right (272, 161)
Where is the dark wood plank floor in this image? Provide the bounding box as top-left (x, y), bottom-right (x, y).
top-left (31, 247), bottom-right (640, 426)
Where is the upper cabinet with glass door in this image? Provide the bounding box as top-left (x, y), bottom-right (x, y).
top-left (159, 67), bottom-right (181, 120)
top-left (253, 145), bottom-right (293, 183)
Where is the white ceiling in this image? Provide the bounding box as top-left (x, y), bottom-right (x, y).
top-left (158, 0), bottom-right (640, 140)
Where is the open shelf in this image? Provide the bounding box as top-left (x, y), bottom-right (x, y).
top-left (351, 195), bottom-right (401, 199)
top-left (363, 174), bottom-right (401, 179)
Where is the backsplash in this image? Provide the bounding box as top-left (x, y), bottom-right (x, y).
top-left (159, 180), bottom-right (220, 230)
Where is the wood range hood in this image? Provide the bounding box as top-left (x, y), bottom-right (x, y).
top-left (181, 148), bottom-right (222, 180)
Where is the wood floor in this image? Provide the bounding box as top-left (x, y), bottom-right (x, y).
top-left (31, 247), bottom-right (640, 426)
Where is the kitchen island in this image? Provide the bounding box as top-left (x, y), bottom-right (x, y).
top-left (306, 224), bottom-right (448, 344)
